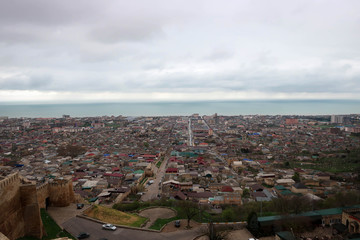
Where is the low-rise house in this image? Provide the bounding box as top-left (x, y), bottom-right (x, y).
top-left (209, 183), bottom-right (225, 192)
top-left (276, 179), bottom-right (295, 186)
top-left (342, 208), bottom-right (360, 234)
top-left (166, 168), bottom-right (178, 174)
top-left (187, 191), bottom-right (214, 203)
top-left (317, 172), bottom-right (331, 181)
top-left (291, 182), bottom-right (310, 194)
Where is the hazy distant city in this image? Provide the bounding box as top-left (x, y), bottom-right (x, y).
top-left (1, 113), bottom-right (359, 240)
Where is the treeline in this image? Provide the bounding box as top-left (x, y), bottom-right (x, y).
top-left (213, 190), bottom-right (360, 222)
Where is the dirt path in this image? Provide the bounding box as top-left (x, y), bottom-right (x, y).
top-left (227, 228), bottom-right (255, 240)
top-left (161, 219), bottom-right (203, 232)
top-left (138, 207), bottom-right (176, 229)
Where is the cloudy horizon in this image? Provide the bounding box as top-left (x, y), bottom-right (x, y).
top-left (0, 0), bottom-right (359, 103)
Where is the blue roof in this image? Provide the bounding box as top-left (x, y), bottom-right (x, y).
top-left (248, 132), bottom-right (260, 135)
top-left (243, 158), bottom-right (253, 161)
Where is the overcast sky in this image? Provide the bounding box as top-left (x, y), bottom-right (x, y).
top-left (0, 0), bottom-right (359, 103)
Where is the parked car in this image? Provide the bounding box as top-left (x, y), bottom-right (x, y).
top-left (102, 223), bottom-right (117, 231)
top-left (77, 232), bottom-right (90, 239)
top-left (174, 220), bottom-right (181, 228)
top-left (76, 203), bottom-right (84, 209)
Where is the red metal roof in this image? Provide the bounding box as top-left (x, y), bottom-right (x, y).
top-left (104, 173), bottom-right (124, 178)
top-left (166, 168), bottom-right (178, 173)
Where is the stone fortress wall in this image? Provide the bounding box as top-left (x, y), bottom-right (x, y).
top-left (0, 173), bottom-right (26, 240)
top-left (36, 177), bottom-right (75, 209)
top-left (0, 173), bottom-right (75, 240)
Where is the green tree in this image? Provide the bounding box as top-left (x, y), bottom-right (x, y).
top-left (284, 161), bottom-right (290, 168)
top-left (292, 172), bottom-right (301, 183)
top-left (247, 211), bottom-right (260, 237)
top-left (222, 207), bottom-right (236, 222)
top-left (242, 188), bottom-right (250, 198)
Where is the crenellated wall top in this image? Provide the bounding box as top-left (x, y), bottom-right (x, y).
top-left (0, 172), bottom-right (19, 190)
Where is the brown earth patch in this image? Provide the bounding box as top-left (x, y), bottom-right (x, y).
top-left (161, 219), bottom-right (202, 233)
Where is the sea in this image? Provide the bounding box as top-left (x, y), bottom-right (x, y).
top-left (0, 100), bottom-right (359, 118)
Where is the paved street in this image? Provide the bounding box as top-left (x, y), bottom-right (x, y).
top-left (47, 203), bottom-right (90, 227)
top-left (141, 152), bottom-right (169, 201)
top-left (188, 117), bottom-right (194, 146)
top-left (63, 216), bottom-right (201, 240)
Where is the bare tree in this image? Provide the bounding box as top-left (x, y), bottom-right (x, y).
top-left (177, 200), bottom-right (199, 228)
top-left (199, 222), bottom-right (229, 240)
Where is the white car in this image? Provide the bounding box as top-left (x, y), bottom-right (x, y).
top-left (102, 223), bottom-right (117, 231)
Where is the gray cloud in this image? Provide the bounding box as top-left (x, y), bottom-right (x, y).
top-left (0, 74), bottom-right (53, 90)
top-left (89, 21), bottom-right (164, 44)
top-left (0, 0), bottom-right (360, 101)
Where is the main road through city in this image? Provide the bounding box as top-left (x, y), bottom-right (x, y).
top-left (63, 216), bottom-right (201, 240)
top-left (188, 117), bottom-right (193, 146)
top-left (140, 149), bottom-right (169, 202)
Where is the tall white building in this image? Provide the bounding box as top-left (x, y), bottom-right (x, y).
top-left (331, 115), bottom-right (344, 124)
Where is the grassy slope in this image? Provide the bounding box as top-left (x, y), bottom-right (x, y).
top-left (86, 205), bottom-right (147, 227)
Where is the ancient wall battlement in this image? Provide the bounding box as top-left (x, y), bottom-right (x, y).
top-left (36, 182), bottom-right (48, 191)
top-left (0, 173), bottom-right (75, 240)
top-left (0, 172), bottom-right (19, 191)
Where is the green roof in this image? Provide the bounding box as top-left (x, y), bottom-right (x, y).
top-left (299, 211), bottom-right (321, 218)
top-left (134, 170), bottom-right (144, 174)
top-left (259, 205), bottom-right (360, 225)
top-left (171, 151), bottom-right (179, 156)
top-left (276, 231), bottom-right (296, 240)
top-left (280, 190), bottom-right (294, 196)
top-left (89, 197), bottom-right (98, 202)
top-left (258, 215), bottom-right (284, 222)
top-left (314, 208), bottom-right (343, 216)
top-left (179, 152), bottom-right (198, 157)
top-left (275, 185), bottom-right (287, 190)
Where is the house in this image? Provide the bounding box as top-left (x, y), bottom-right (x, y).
top-left (166, 168), bottom-right (178, 174)
top-left (317, 172), bottom-right (331, 181)
top-left (251, 184), bottom-right (264, 192)
top-left (342, 208), bottom-right (360, 234)
top-left (209, 183), bottom-right (225, 192)
top-left (173, 191), bottom-right (187, 200)
top-left (276, 179), bottom-right (295, 186)
top-left (291, 182), bottom-right (310, 194)
top-left (186, 191), bottom-right (215, 203)
top-left (221, 185), bottom-right (234, 192)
